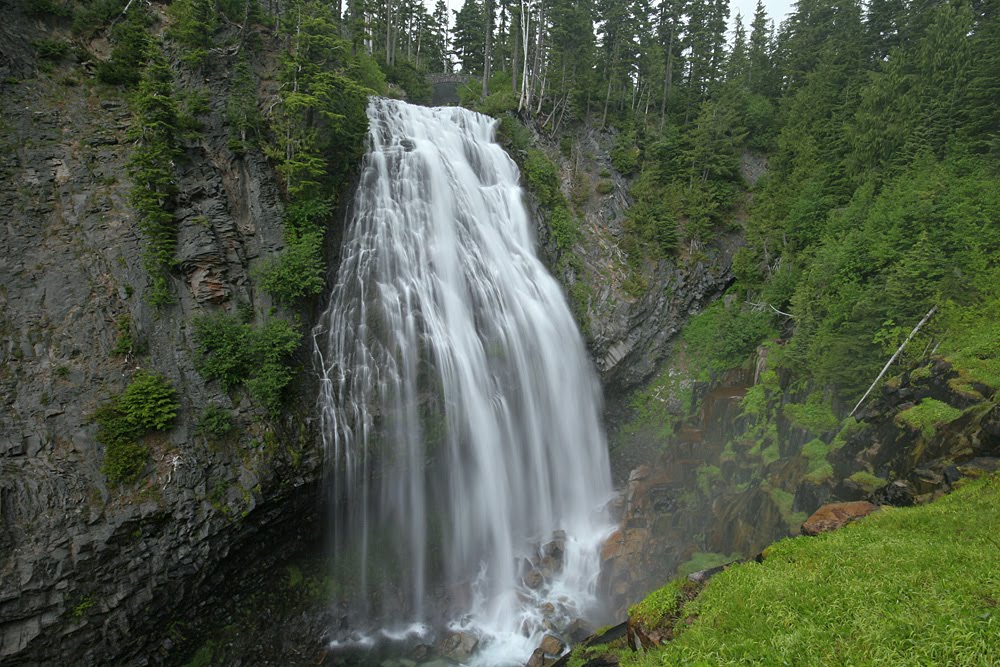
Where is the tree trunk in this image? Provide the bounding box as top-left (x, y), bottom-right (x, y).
top-left (659, 27), bottom-right (674, 131)
top-left (482, 0), bottom-right (494, 98)
top-left (851, 306), bottom-right (939, 416)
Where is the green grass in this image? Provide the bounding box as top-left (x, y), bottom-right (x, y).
top-left (629, 579), bottom-right (688, 629)
top-left (623, 474), bottom-right (1000, 666)
top-left (896, 398), bottom-right (964, 439)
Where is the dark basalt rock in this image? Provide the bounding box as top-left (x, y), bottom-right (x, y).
top-left (0, 26), bottom-right (327, 665)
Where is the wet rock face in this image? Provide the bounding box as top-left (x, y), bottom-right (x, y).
top-left (0, 32), bottom-right (325, 665)
top-left (528, 129), bottom-right (738, 396)
top-left (437, 631), bottom-right (479, 661)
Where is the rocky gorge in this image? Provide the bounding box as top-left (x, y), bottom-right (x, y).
top-left (3, 1), bottom-right (998, 664)
top-left (0, 6), bottom-right (735, 663)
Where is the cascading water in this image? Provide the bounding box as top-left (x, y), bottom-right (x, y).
top-left (313, 98), bottom-right (614, 664)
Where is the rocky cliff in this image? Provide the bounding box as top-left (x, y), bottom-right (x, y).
top-left (525, 127), bottom-right (740, 396)
top-left (0, 14), bottom-right (328, 664)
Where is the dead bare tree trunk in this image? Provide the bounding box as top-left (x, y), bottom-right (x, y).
top-left (851, 305), bottom-right (939, 416)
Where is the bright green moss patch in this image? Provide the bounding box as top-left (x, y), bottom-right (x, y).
top-left (849, 470), bottom-right (888, 493)
top-left (628, 579), bottom-right (688, 629)
top-left (896, 398), bottom-right (963, 439)
top-left (829, 417), bottom-right (864, 453)
top-left (801, 438), bottom-right (834, 483)
top-left (783, 393), bottom-right (839, 433)
top-left (622, 474), bottom-right (1000, 667)
top-left (761, 442), bottom-right (780, 465)
top-left (695, 465), bottom-right (721, 495)
top-left (764, 483), bottom-right (807, 528)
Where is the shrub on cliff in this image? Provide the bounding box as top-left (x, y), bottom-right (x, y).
top-left (192, 312), bottom-right (301, 415)
top-left (95, 371), bottom-right (179, 484)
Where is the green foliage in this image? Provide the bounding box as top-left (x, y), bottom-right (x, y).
top-left (896, 399), bottom-right (963, 439)
top-left (111, 314), bottom-right (136, 355)
top-left (801, 438), bottom-right (833, 484)
top-left (34, 38), bottom-right (70, 60)
top-left (595, 179), bottom-right (614, 196)
top-left (622, 361), bottom-right (692, 444)
top-left (478, 88), bottom-right (519, 117)
top-left (522, 149), bottom-right (561, 209)
top-left (72, 598), bottom-right (95, 618)
top-left (783, 393), bottom-right (839, 434)
top-left (258, 196), bottom-right (332, 305)
top-left (763, 483), bottom-right (803, 526)
top-left (226, 57), bottom-right (261, 151)
top-left (118, 371), bottom-right (179, 430)
top-left (624, 474), bottom-right (1000, 666)
top-left (182, 642), bottom-right (215, 667)
top-left (270, 1), bottom-right (375, 200)
top-left (740, 369), bottom-right (780, 420)
top-left (192, 312), bottom-right (301, 415)
top-left (937, 269), bottom-right (1000, 393)
top-left (683, 300), bottom-right (773, 378)
top-left (23, 0), bottom-right (73, 17)
top-left (380, 59), bottom-right (432, 104)
top-left (101, 438), bottom-right (149, 485)
top-left (196, 404), bottom-right (234, 439)
top-left (496, 115), bottom-right (533, 154)
top-left (695, 464), bottom-right (721, 495)
top-left (167, 0), bottom-right (216, 67)
top-left (610, 131), bottom-right (640, 175)
top-left (257, 229), bottom-right (325, 304)
top-left (97, 11), bottom-right (153, 86)
top-left (126, 49), bottom-right (182, 307)
top-left (94, 371), bottom-right (178, 484)
top-left (72, 0), bottom-right (127, 36)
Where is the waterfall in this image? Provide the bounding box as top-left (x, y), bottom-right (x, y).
top-left (313, 98), bottom-right (613, 664)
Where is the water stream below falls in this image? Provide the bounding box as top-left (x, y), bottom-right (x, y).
top-left (313, 98), bottom-right (614, 666)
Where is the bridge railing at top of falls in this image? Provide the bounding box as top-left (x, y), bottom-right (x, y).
top-left (428, 73), bottom-right (472, 85)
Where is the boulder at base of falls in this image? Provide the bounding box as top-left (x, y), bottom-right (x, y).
top-left (538, 634), bottom-right (565, 656)
top-left (523, 568), bottom-right (545, 589)
top-left (409, 643), bottom-right (435, 661)
top-left (437, 631), bottom-right (479, 662)
top-left (801, 501), bottom-right (879, 536)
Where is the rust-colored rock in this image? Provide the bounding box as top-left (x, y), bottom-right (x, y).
top-left (538, 634), bottom-right (564, 656)
top-left (801, 501), bottom-right (879, 536)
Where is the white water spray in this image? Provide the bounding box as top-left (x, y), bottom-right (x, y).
top-left (314, 98), bottom-right (613, 664)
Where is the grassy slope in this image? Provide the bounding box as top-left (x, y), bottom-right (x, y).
top-left (624, 474), bottom-right (1000, 666)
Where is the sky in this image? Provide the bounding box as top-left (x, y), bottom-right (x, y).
top-left (730, 0), bottom-right (795, 31)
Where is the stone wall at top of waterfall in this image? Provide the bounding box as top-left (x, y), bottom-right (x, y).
top-left (313, 98), bottom-right (614, 659)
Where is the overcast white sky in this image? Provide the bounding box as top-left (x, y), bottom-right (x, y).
top-left (730, 0), bottom-right (795, 31)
